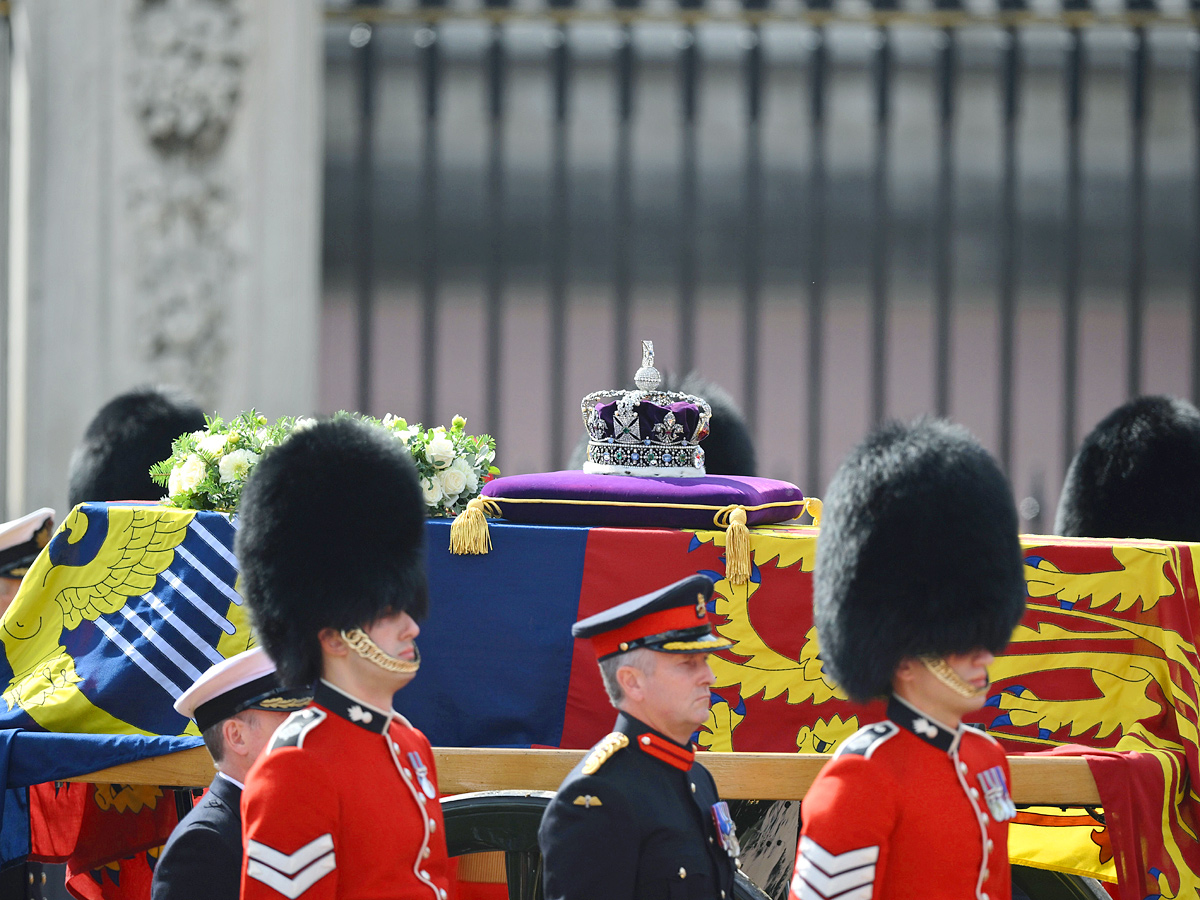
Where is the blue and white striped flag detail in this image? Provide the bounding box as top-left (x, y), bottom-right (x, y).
top-left (0, 504), bottom-right (255, 738)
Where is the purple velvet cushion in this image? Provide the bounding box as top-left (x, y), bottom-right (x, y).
top-left (480, 471), bottom-right (804, 530)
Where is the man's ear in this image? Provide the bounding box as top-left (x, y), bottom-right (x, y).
top-left (318, 627), bottom-right (346, 656)
top-left (893, 657), bottom-right (919, 686)
top-left (222, 716), bottom-right (248, 759)
top-left (616, 664), bottom-right (644, 702)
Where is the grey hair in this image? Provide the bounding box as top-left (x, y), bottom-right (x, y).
top-left (598, 647), bottom-right (659, 707)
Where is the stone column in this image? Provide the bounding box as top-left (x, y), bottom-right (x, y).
top-left (5, 0), bottom-right (323, 517)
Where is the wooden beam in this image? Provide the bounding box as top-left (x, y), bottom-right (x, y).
top-left (62, 745), bottom-right (1100, 806)
top-left (62, 746), bottom-right (216, 787)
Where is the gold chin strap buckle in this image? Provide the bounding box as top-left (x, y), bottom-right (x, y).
top-left (921, 656), bottom-right (987, 698)
top-left (341, 628), bottom-right (421, 674)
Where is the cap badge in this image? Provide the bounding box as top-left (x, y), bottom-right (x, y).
top-left (695, 592), bottom-right (706, 619)
top-left (573, 795), bottom-right (602, 808)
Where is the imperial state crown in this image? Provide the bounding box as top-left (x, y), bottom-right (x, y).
top-left (580, 341), bottom-right (713, 477)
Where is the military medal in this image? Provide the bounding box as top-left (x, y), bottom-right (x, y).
top-left (408, 751), bottom-right (438, 799)
top-left (710, 801), bottom-right (741, 859)
top-left (977, 766), bottom-right (1016, 822)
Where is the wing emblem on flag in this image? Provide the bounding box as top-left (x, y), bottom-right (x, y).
top-left (0, 505), bottom-right (251, 735)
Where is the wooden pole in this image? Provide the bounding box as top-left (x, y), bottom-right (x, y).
top-left (62, 745), bottom-right (1100, 806)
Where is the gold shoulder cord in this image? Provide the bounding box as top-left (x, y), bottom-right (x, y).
top-left (581, 732), bottom-right (630, 775)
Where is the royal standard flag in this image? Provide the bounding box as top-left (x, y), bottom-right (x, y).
top-left (0, 503), bottom-right (254, 898)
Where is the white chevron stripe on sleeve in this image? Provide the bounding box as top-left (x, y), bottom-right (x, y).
top-left (799, 836), bottom-right (879, 874)
top-left (790, 875), bottom-right (874, 900)
top-left (796, 854), bottom-right (876, 896)
top-left (247, 852), bottom-right (336, 899)
top-left (247, 834), bottom-right (335, 875)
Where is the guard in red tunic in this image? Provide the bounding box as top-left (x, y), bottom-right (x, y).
top-left (789, 419), bottom-right (1027, 900)
top-left (234, 417), bottom-right (450, 900)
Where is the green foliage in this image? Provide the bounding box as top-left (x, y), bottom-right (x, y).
top-left (150, 411), bottom-right (498, 518)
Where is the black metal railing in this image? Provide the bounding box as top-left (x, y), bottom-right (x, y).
top-left (322, 2), bottom-right (1200, 528)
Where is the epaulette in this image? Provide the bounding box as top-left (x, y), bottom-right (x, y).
top-left (833, 721), bottom-right (898, 760)
top-left (266, 708), bottom-right (326, 753)
top-left (581, 732), bottom-right (630, 775)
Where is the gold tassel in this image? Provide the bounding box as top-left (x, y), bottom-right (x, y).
top-left (449, 497), bottom-right (493, 555)
top-left (724, 506), bottom-right (751, 585)
top-left (804, 497), bottom-right (823, 527)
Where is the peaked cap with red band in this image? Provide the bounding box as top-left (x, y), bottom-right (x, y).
top-left (572, 573), bottom-right (733, 660)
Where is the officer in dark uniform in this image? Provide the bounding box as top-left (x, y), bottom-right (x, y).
top-left (151, 648), bottom-right (311, 900)
top-left (788, 419), bottom-right (1027, 900)
top-left (539, 574), bottom-right (740, 900)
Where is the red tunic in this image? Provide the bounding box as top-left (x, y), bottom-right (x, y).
top-left (789, 695), bottom-right (1014, 900)
top-left (241, 680), bottom-right (451, 900)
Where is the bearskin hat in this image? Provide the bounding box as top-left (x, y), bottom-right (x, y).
top-left (235, 416), bottom-right (428, 686)
top-left (568, 372), bottom-right (757, 476)
top-left (1056, 395), bottom-right (1200, 543)
top-left (68, 386), bottom-right (205, 508)
top-left (814, 418), bottom-right (1027, 702)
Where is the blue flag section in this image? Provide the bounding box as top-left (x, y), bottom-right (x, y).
top-left (0, 505), bottom-right (251, 738)
top-left (397, 519), bottom-right (590, 747)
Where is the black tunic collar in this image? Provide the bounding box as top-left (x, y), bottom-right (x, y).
top-left (314, 680), bottom-right (394, 734)
top-left (616, 713), bottom-right (696, 771)
top-left (888, 695), bottom-right (963, 754)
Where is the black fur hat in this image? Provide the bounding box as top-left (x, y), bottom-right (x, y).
top-left (68, 386), bottom-right (206, 508)
top-left (568, 372), bottom-right (757, 476)
top-left (235, 416), bottom-right (428, 686)
top-left (814, 418), bottom-right (1027, 702)
top-left (1056, 396), bottom-right (1200, 542)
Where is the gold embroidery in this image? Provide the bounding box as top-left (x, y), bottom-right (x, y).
top-left (581, 732), bottom-right (629, 775)
top-left (661, 639), bottom-right (733, 651)
top-left (257, 697), bottom-right (311, 710)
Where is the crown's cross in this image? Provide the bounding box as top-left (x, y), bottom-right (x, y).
top-left (634, 340), bottom-right (661, 391)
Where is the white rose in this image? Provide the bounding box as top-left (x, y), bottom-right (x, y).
top-left (426, 435), bottom-right (456, 469)
top-left (218, 448), bottom-right (260, 484)
top-left (450, 456), bottom-right (478, 494)
top-left (292, 416), bottom-right (317, 433)
top-left (438, 466), bottom-right (467, 498)
top-left (421, 476), bottom-right (443, 505)
top-left (168, 454), bottom-right (207, 495)
top-left (196, 432), bottom-right (231, 456)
